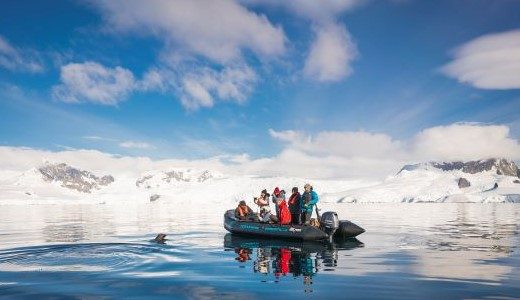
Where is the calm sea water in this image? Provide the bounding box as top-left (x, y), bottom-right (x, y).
top-left (0, 202), bottom-right (519, 299)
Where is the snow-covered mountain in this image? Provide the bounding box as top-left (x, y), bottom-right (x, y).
top-left (320, 158), bottom-right (520, 203)
top-left (0, 161), bottom-right (371, 205)
top-left (400, 158), bottom-right (519, 177)
top-left (135, 169), bottom-right (218, 189)
top-left (0, 163), bottom-right (116, 201)
top-left (38, 163), bottom-right (115, 193)
top-left (1, 158), bottom-right (519, 204)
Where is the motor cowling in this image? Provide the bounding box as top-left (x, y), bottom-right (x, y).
top-left (320, 211), bottom-right (339, 237)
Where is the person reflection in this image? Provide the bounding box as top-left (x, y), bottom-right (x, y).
top-left (260, 245), bottom-right (321, 292)
top-left (293, 248), bottom-right (318, 293)
top-left (254, 247), bottom-right (272, 274)
top-left (273, 248), bottom-right (291, 278)
top-left (227, 235), bottom-right (346, 292)
top-left (234, 248), bottom-right (252, 263)
top-left (303, 275), bottom-right (313, 293)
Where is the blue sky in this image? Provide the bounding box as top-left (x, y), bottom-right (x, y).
top-left (0, 0), bottom-right (519, 166)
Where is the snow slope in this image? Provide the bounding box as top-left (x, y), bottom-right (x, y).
top-left (0, 164), bottom-right (373, 207)
top-left (1, 159), bottom-right (519, 205)
top-left (320, 162), bottom-right (520, 203)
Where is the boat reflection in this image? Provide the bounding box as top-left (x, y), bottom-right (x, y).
top-left (224, 234), bottom-right (364, 291)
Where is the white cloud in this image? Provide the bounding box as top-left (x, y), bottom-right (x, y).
top-left (290, 0), bottom-right (364, 20)
top-left (137, 68), bottom-right (166, 92)
top-left (244, 0), bottom-right (360, 82)
top-left (136, 64), bottom-right (258, 110)
top-left (119, 141), bottom-right (155, 149)
top-left (181, 78), bottom-right (213, 110)
top-left (52, 61), bottom-right (136, 105)
top-left (0, 147), bottom-right (225, 177)
top-left (441, 29), bottom-right (520, 89)
top-left (303, 22), bottom-right (358, 82)
top-left (85, 0), bottom-right (279, 110)
top-left (266, 129), bottom-right (406, 178)
top-left (180, 65), bottom-right (257, 110)
top-left (51, 61), bottom-right (256, 110)
top-left (83, 0), bottom-right (363, 108)
top-left (82, 136), bottom-right (155, 150)
top-left (270, 129), bottom-right (402, 159)
top-left (412, 124), bottom-right (520, 161)
top-left (268, 129), bottom-right (305, 142)
top-left (82, 136), bottom-right (117, 142)
top-left (268, 123), bottom-right (520, 178)
top-left (243, 0), bottom-right (364, 21)
top-left (1, 123), bottom-right (519, 180)
top-left (90, 0), bottom-right (286, 64)
top-left (0, 35), bottom-right (43, 73)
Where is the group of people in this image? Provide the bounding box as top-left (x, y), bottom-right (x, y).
top-left (233, 245), bottom-right (321, 292)
top-left (234, 183), bottom-right (319, 225)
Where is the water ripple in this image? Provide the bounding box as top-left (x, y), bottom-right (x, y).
top-left (0, 243), bottom-right (188, 274)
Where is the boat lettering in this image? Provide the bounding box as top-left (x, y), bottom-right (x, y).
top-left (239, 224), bottom-right (260, 230)
top-left (264, 227), bottom-right (288, 232)
top-left (288, 227), bottom-right (302, 233)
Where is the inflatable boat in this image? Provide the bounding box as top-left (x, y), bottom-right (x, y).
top-left (223, 209), bottom-right (365, 241)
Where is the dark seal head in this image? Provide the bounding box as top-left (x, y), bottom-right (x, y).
top-left (154, 233), bottom-right (167, 244)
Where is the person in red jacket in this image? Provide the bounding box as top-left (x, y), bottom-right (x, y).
top-left (277, 193), bottom-right (292, 225)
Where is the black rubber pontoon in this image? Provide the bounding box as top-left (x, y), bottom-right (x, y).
top-left (224, 233), bottom-right (364, 251)
top-left (223, 209), bottom-right (365, 241)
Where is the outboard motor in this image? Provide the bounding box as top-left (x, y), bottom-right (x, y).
top-left (320, 211), bottom-right (339, 241)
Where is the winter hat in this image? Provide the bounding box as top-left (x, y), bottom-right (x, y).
top-left (273, 187), bottom-right (280, 196)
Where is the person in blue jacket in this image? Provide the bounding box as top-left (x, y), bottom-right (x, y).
top-left (301, 183), bottom-right (318, 225)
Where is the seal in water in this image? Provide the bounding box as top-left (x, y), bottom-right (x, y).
top-left (154, 233), bottom-right (167, 244)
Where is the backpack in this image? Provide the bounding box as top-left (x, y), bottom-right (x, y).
top-left (309, 218), bottom-right (320, 227)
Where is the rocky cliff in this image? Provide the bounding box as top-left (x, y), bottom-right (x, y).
top-left (431, 158), bottom-right (519, 177)
top-left (400, 158), bottom-right (519, 177)
top-left (38, 163), bottom-right (114, 193)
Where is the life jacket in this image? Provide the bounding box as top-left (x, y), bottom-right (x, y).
top-left (237, 205), bottom-right (249, 217)
top-left (278, 199), bottom-right (291, 225)
top-left (288, 192), bottom-right (301, 206)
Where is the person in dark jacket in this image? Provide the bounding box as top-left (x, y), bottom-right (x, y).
top-left (288, 187), bottom-right (302, 225)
